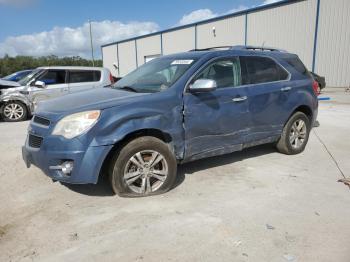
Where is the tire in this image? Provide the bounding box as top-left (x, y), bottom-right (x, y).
top-left (276, 112), bottom-right (311, 155)
top-left (1, 101), bottom-right (28, 122)
top-left (109, 136), bottom-right (177, 197)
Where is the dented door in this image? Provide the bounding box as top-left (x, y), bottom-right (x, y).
top-left (183, 57), bottom-right (250, 160)
top-left (183, 86), bottom-right (249, 159)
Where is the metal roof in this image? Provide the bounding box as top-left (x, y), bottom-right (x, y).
top-left (101, 0), bottom-right (303, 48)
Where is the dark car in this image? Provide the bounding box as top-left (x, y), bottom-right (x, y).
top-left (310, 72), bottom-right (326, 90)
top-left (22, 46), bottom-right (319, 197)
top-left (2, 69), bottom-right (33, 82)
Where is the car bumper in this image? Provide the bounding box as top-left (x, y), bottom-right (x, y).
top-left (22, 137), bottom-right (113, 184)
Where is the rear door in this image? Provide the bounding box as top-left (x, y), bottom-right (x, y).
top-left (183, 57), bottom-right (250, 160)
top-left (68, 70), bottom-right (101, 93)
top-left (240, 56), bottom-right (291, 142)
top-left (31, 69), bottom-right (68, 103)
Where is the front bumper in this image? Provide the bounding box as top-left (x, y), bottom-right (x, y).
top-left (22, 136), bottom-right (113, 184)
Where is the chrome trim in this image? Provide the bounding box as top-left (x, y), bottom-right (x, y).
top-left (281, 86), bottom-right (292, 92)
top-left (184, 55), bottom-right (292, 94)
top-left (232, 96), bottom-right (248, 102)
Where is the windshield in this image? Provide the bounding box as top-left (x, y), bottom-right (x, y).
top-left (2, 72), bottom-right (17, 81)
top-left (18, 68), bottom-right (44, 86)
top-left (112, 57), bottom-right (197, 93)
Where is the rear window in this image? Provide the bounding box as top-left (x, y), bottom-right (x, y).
top-left (283, 57), bottom-right (310, 76)
top-left (69, 70), bottom-right (101, 83)
top-left (240, 56), bottom-right (289, 85)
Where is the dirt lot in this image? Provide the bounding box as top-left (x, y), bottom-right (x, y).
top-left (0, 89), bottom-right (349, 262)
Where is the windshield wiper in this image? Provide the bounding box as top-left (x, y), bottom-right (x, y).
top-left (118, 86), bottom-right (138, 93)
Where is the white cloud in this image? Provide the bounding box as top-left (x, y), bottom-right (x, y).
top-left (0, 20), bottom-right (159, 58)
top-left (177, 5), bottom-right (249, 26)
top-left (262, 0), bottom-right (281, 5)
top-left (178, 9), bottom-right (218, 25)
top-left (227, 5), bottom-right (249, 14)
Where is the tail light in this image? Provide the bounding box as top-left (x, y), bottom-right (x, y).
top-left (109, 73), bottom-right (115, 84)
top-left (312, 80), bottom-right (320, 96)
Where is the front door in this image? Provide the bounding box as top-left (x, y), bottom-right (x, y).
top-left (183, 57), bottom-right (249, 160)
top-left (30, 69), bottom-right (68, 104)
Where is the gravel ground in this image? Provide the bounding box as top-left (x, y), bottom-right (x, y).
top-left (0, 89), bottom-right (349, 262)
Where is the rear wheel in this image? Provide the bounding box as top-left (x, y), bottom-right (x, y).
top-left (109, 136), bottom-right (177, 197)
top-left (276, 112), bottom-right (311, 155)
top-left (1, 101), bottom-right (28, 122)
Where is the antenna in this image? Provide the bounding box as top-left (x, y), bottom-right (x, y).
top-left (262, 41), bottom-right (266, 51)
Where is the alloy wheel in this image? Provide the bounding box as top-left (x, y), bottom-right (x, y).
top-left (289, 119), bottom-right (307, 149)
top-left (3, 103), bottom-right (24, 120)
top-left (123, 150), bottom-right (168, 194)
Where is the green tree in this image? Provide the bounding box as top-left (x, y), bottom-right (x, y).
top-left (0, 55), bottom-right (102, 77)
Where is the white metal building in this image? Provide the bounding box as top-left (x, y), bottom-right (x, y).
top-left (101, 0), bottom-right (350, 87)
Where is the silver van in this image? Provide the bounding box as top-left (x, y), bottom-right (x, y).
top-left (0, 66), bottom-right (113, 122)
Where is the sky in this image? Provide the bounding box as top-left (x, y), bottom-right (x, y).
top-left (0, 0), bottom-right (280, 59)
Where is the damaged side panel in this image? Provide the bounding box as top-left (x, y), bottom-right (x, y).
top-left (79, 90), bottom-right (186, 160)
top-left (183, 86), bottom-right (250, 160)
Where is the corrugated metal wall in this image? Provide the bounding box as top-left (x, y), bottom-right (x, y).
top-left (315, 0), bottom-right (350, 87)
top-left (197, 16), bottom-right (245, 49)
top-left (162, 27), bottom-right (195, 55)
top-left (247, 0), bottom-right (317, 69)
top-left (102, 44), bottom-right (118, 77)
top-left (118, 41), bottom-right (137, 76)
top-left (102, 0), bottom-right (350, 87)
top-left (136, 35), bottom-right (162, 66)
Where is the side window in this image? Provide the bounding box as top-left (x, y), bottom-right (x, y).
top-left (240, 56), bottom-right (289, 85)
top-left (193, 58), bottom-right (241, 88)
top-left (37, 70), bottom-right (66, 85)
top-left (283, 57), bottom-right (310, 76)
top-left (69, 70), bottom-right (101, 83)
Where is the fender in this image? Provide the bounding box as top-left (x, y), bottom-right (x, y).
top-left (283, 82), bottom-right (318, 125)
top-left (0, 92), bottom-right (34, 114)
top-left (77, 99), bottom-right (186, 160)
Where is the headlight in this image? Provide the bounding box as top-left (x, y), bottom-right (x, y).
top-left (52, 110), bottom-right (100, 139)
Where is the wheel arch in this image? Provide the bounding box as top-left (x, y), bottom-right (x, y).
top-left (1, 95), bottom-right (32, 114)
top-left (291, 105), bottom-right (313, 122)
top-left (0, 99), bottom-right (30, 120)
top-left (98, 128), bottom-right (175, 182)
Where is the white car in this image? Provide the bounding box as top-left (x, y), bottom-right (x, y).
top-left (0, 66), bottom-right (114, 122)
top-left (0, 79), bottom-right (20, 88)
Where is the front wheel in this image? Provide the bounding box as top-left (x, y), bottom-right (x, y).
top-left (109, 136), bottom-right (177, 197)
top-left (276, 112), bottom-right (311, 155)
top-left (1, 101), bottom-right (28, 122)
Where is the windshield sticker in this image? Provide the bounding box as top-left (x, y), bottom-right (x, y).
top-left (171, 60), bottom-right (193, 65)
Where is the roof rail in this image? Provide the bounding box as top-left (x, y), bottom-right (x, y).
top-left (232, 45), bottom-right (287, 52)
top-left (189, 46), bottom-right (233, 52)
top-left (189, 45), bottom-right (287, 52)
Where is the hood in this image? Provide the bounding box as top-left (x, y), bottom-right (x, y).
top-left (0, 85), bottom-right (27, 96)
top-left (36, 87), bottom-right (147, 115)
top-left (0, 79), bottom-right (21, 89)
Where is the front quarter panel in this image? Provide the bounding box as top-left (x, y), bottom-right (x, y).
top-left (1, 91), bottom-right (33, 112)
top-left (78, 89), bottom-right (185, 159)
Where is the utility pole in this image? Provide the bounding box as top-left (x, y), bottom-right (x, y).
top-left (89, 19), bottom-right (95, 67)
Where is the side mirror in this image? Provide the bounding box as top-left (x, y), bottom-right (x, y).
top-left (189, 79), bottom-right (217, 93)
top-left (34, 80), bottom-right (46, 88)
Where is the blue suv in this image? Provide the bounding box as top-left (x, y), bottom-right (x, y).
top-left (22, 46), bottom-right (319, 197)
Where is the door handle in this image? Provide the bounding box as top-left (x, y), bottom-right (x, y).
top-left (281, 86), bottom-right (292, 92)
top-left (232, 96), bottom-right (247, 102)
